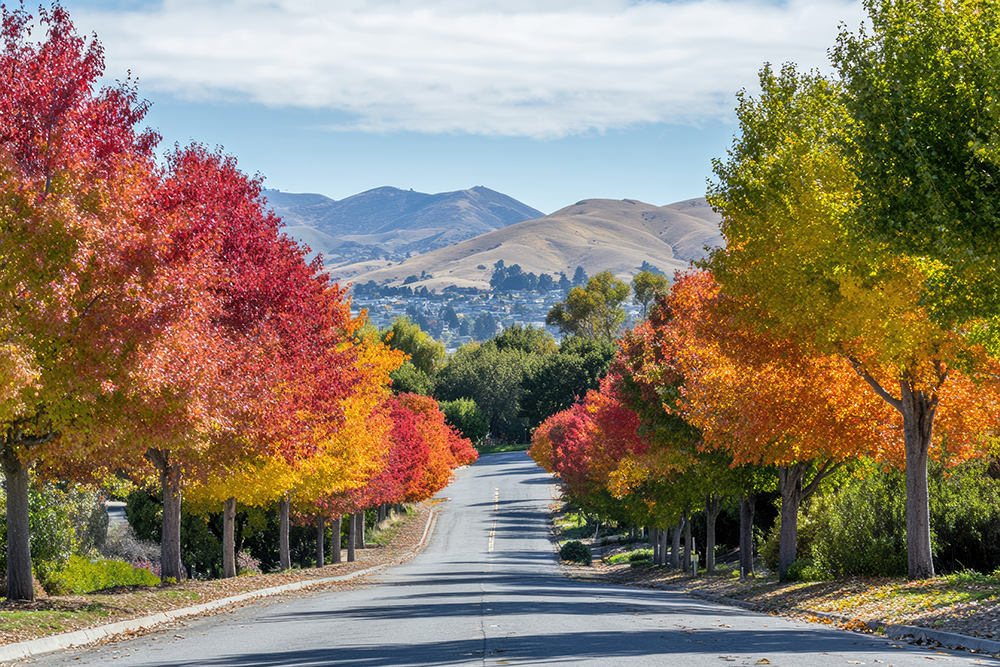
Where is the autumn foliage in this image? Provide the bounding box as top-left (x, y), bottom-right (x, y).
top-left (0, 4), bottom-right (476, 598)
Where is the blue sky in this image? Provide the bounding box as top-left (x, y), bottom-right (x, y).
top-left (60, 0), bottom-right (865, 214)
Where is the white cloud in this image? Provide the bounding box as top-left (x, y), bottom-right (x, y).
top-left (74, 0), bottom-right (865, 138)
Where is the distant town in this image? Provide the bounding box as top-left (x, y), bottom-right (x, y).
top-left (350, 261), bottom-right (660, 351)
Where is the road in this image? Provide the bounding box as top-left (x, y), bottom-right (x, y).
top-left (27, 452), bottom-right (993, 666)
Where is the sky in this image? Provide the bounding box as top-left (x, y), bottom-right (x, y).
top-left (60, 0), bottom-right (867, 214)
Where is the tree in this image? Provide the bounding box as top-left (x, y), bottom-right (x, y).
top-left (632, 270), bottom-right (669, 320)
top-left (546, 271), bottom-right (631, 343)
top-left (572, 266), bottom-right (588, 287)
top-left (529, 381), bottom-right (650, 523)
top-left (381, 317), bottom-right (444, 377)
top-left (0, 4), bottom-right (164, 600)
top-left (830, 2), bottom-right (1000, 577)
top-left (521, 337), bottom-right (615, 428)
top-left (558, 272), bottom-right (572, 293)
top-left (492, 324), bottom-right (558, 355)
top-left (706, 61), bottom-right (1000, 579)
top-left (472, 313), bottom-right (498, 341)
top-left (832, 0), bottom-right (1000, 321)
top-left (435, 343), bottom-right (539, 441)
top-left (438, 399), bottom-right (489, 443)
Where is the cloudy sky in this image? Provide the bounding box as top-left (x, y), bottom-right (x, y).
top-left (62, 0), bottom-right (866, 214)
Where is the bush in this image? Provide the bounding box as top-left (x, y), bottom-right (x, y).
top-left (604, 548), bottom-right (651, 565)
top-left (785, 558), bottom-right (828, 582)
top-left (760, 498), bottom-right (824, 573)
top-left (810, 467), bottom-right (908, 577)
top-left (0, 482), bottom-right (81, 585)
top-left (100, 523), bottom-right (161, 575)
top-left (560, 540), bottom-right (591, 564)
top-left (45, 555), bottom-right (160, 595)
top-left (237, 550), bottom-right (262, 575)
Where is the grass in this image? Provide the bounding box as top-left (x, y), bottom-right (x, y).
top-left (0, 606), bottom-right (113, 630)
top-left (475, 442), bottom-right (529, 455)
top-left (369, 506), bottom-right (414, 546)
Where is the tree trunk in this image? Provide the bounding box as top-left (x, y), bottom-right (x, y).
top-left (660, 529), bottom-right (669, 568)
top-left (778, 459), bottom-right (839, 582)
top-left (279, 496), bottom-right (291, 571)
top-left (146, 448), bottom-right (185, 582)
top-left (316, 515), bottom-right (325, 568)
top-left (683, 506), bottom-right (692, 574)
top-left (650, 528), bottom-right (660, 566)
top-left (2, 447), bottom-right (34, 601)
top-left (739, 491), bottom-right (755, 580)
top-left (670, 517), bottom-right (683, 569)
top-left (853, 364), bottom-right (940, 580)
top-left (777, 463), bottom-right (807, 582)
top-left (900, 381), bottom-right (936, 579)
top-left (705, 494), bottom-right (722, 574)
top-left (332, 516), bottom-right (343, 564)
top-left (355, 511), bottom-right (365, 549)
top-left (222, 497), bottom-right (237, 579)
top-left (347, 513), bottom-right (356, 563)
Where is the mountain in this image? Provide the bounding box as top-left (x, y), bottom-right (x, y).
top-left (266, 186), bottom-right (544, 266)
top-left (331, 197), bottom-right (723, 291)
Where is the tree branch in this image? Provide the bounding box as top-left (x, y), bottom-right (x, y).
top-left (848, 356), bottom-right (903, 412)
top-left (803, 458), bottom-right (840, 501)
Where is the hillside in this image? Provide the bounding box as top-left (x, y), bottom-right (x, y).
top-left (331, 197), bottom-right (723, 291)
top-left (266, 186), bottom-right (544, 265)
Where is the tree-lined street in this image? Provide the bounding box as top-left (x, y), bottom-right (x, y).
top-left (24, 453), bottom-right (988, 666)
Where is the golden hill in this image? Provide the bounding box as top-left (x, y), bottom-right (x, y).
top-left (330, 197), bottom-right (723, 291)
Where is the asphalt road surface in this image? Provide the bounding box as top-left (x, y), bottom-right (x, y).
top-left (26, 452), bottom-right (994, 666)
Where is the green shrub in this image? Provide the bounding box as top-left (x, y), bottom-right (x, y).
top-left (785, 558), bottom-right (829, 582)
top-left (0, 482), bottom-right (82, 584)
top-left (605, 548), bottom-right (652, 565)
top-left (809, 467), bottom-right (908, 577)
top-left (630, 560), bottom-right (654, 569)
top-left (761, 499), bottom-right (823, 573)
top-left (560, 540), bottom-right (591, 564)
top-left (46, 555), bottom-right (160, 595)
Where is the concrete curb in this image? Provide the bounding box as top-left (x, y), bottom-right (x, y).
top-left (688, 591), bottom-right (1000, 658)
top-left (0, 507), bottom-right (438, 663)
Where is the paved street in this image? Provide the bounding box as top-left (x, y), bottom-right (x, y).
top-left (26, 452), bottom-right (993, 666)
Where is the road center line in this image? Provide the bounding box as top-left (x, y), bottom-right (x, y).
top-left (489, 488), bottom-right (499, 552)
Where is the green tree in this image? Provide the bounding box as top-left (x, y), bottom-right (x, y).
top-left (381, 317), bottom-right (444, 377)
top-left (438, 398), bottom-right (489, 443)
top-left (546, 271), bottom-right (631, 343)
top-left (632, 270), bottom-right (669, 319)
top-left (832, 0), bottom-right (1000, 321)
top-left (521, 336), bottom-right (616, 428)
top-left (492, 324), bottom-right (558, 355)
top-left (435, 343), bottom-right (540, 441)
